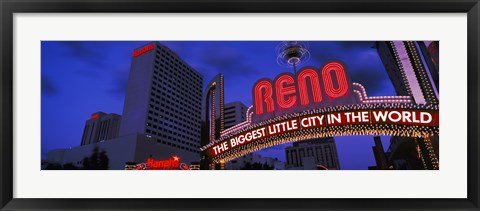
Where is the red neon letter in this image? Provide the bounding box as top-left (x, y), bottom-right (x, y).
top-left (297, 69), bottom-right (322, 105)
top-left (275, 75), bottom-right (297, 109)
top-left (133, 44), bottom-right (154, 57)
top-left (254, 80), bottom-right (275, 115)
top-left (322, 62), bottom-right (349, 98)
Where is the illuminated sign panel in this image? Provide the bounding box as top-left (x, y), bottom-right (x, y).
top-left (252, 62), bottom-right (354, 123)
top-left (132, 43), bottom-right (154, 57)
top-left (133, 156), bottom-right (180, 170)
top-left (147, 156), bottom-right (180, 170)
top-left (130, 156), bottom-right (195, 170)
top-left (201, 60), bottom-right (439, 163)
top-left (203, 106), bottom-right (439, 161)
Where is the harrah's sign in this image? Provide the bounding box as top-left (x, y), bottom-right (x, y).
top-left (133, 43), bottom-right (154, 57)
top-left (252, 62), bottom-right (353, 122)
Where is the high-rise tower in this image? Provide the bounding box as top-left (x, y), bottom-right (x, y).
top-left (80, 112), bottom-right (121, 146)
top-left (375, 41), bottom-right (438, 104)
top-left (223, 101), bottom-right (247, 129)
top-left (376, 41), bottom-right (439, 170)
top-left (285, 137), bottom-right (341, 170)
top-left (200, 74), bottom-right (225, 169)
top-left (119, 42), bottom-right (204, 159)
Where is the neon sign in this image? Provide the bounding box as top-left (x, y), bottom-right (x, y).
top-left (129, 156), bottom-right (195, 170)
top-left (201, 60), bottom-right (439, 163)
top-left (253, 62), bottom-right (352, 119)
top-left (204, 106), bottom-right (439, 159)
top-left (91, 113), bottom-right (99, 119)
top-left (133, 43), bottom-right (154, 57)
top-left (146, 156), bottom-right (180, 170)
top-left (179, 163), bottom-right (190, 170)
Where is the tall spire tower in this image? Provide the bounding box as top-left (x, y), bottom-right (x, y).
top-left (276, 41), bottom-right (311, 74)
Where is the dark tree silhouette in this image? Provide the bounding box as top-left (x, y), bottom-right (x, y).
top-left (82, 157), bottom-right (91, 169)
top-left (62, 163), bottom-right (79, 170)
top-left (99, 150), bottom-right (110, 170)
top-left (44, 163), bottom-right (62, 170)
top-left (82, 147), bottom-right (110, 170)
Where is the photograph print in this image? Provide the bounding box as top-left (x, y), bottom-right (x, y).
top-left (41, 41), bottom-right (439, 170)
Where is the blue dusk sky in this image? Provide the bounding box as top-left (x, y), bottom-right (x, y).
top-left (41, 41), bottom-right (398, 170)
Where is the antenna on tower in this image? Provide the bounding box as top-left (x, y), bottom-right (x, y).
top-left (276, 41), bottom-right (311, 74)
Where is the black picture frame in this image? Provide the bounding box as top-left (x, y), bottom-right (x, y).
top-left (1, 0), bottom-right (479, 210)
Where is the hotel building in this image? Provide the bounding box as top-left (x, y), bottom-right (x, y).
top-left (119, 42), bottom-right (204, 162)
top-left (80, 112), bottom-right (121, 146)
top-left (285, 137), bottom-right (341, 170)
top-left (46, 42), bottom-right (204, 169)
top-left (223, 101), bottom-right (247, 129)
